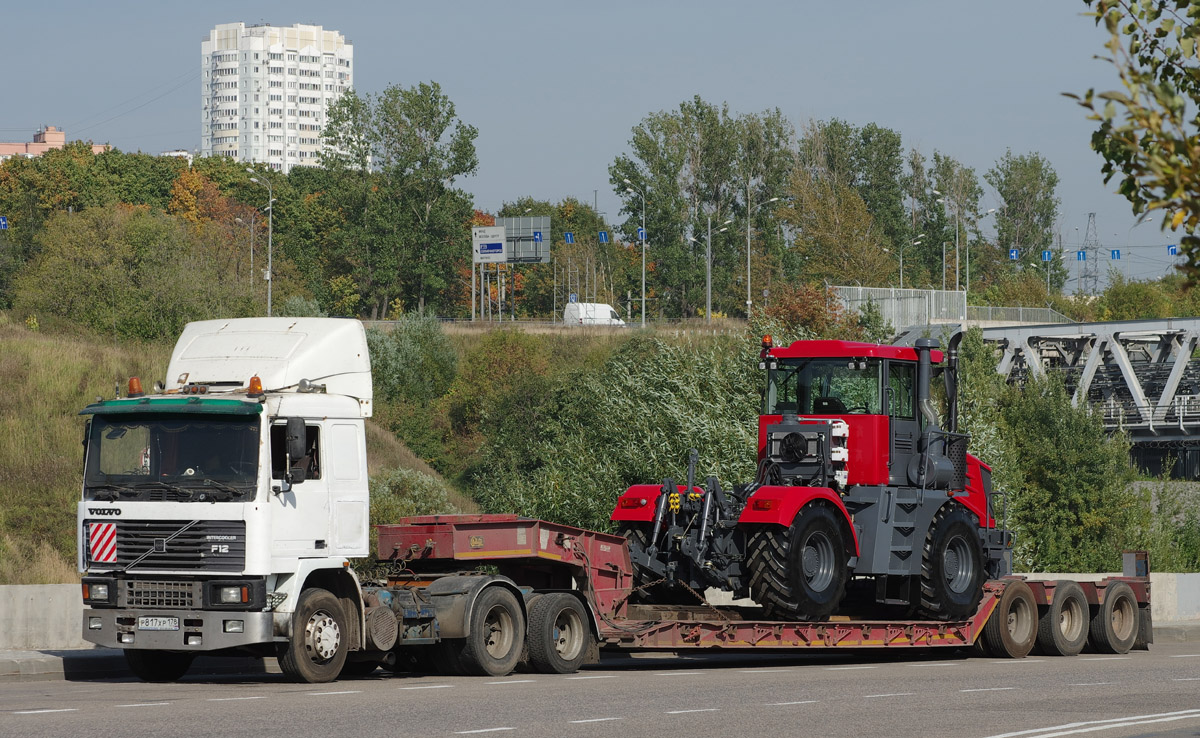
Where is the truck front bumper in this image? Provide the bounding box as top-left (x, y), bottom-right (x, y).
top-left (82, 608), bottom-right (276, 651)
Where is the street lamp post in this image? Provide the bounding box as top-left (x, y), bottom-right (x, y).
top-left (903, 238), bottom-right (922, 289)
top-left (623, 179), bottom-right (646, 327)
top-left (935, 192), bottom-right (961, 292)
top-left (688, 217), bottom-right (731, 322)
top-left (234, 211), bottom-right (256, 285)
top-left (967, 208), bottom-right (997, 295)
top-left (744, 189), bottom-right (780, 317)
top-left (247, 170), bottom-right (274, 317)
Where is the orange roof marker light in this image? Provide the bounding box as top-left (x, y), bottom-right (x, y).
top-left (761, 335), bottom-right (774, 350)
top-left (247, 375), bottom-right (264, 397)
top-left (127, 377), bottom-right (144, 398)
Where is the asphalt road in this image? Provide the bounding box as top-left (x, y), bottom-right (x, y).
top-left (2, 643), bottom-right (1198, 738)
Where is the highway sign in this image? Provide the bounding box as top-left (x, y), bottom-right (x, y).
top-left (637, 227), bottom-right (646, 241)
top-left (533, 231), bottom-right (542, 243)
top-left (564, 232), bottom-right (575, 244)
top-left (1042, 250), bottom-right (1052, 262)
top-left (1077, 250), bottom-right (1086, 261)
top-left (495, 217), bottom-right (550, 263)
top-left (0, 216), bottom-right (7, 229)
top-left (599, 230), bottom-right (609, 244)
top-left (472, 225), bottom-right (508, 264)
top-left (1169, 244), bottom-right (1179, 256)
top-left (1111, 249), bottom-right (1121, 260)
top-left (569, 293), bottom-right (577, 303)
top-left (1009, 249), bottom-right (1019, 260)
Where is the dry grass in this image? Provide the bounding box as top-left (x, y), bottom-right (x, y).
top-left (366, 420), bottom-right (478, 513)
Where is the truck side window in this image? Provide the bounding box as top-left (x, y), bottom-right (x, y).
top-left (271, 423), bottom-right (321, 480)
top-left (888, 362), bottom-right (916, 420)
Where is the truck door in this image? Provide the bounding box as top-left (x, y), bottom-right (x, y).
top-left (887, 361), bottom-right (920, 486)
top-left (268, 420), bottom-right (331, 558)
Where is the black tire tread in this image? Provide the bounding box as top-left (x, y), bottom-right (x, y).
top-left (526, 593), bottom-right (591, 674)
top-left (277, 588), bottom-right (348, 683)
top-left (918, 504), bottom-right (986, 620)
top-left (745, 504), bottom-right (848, 621)
top-left (1036, 580), bottom-right (1089, 657)
top-left (1089, 581), bottom-right (1138, 654)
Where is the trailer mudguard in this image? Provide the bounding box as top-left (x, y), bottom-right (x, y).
top-left (736, 485), bottom-right (860, 556)
top-left (610, 483), bottom-right (703, 523)
top-left (423, 574), bottom-right (526, 639)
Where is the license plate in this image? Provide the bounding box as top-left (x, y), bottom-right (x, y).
top-left (137, 616), bottom-right (179, 631)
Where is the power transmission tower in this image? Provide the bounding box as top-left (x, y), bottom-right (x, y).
top-left (1081, 212), bottom-right (1101, 294)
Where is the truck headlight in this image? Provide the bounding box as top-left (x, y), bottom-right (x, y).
top-left (219, 586), bottom-right (246, 604)
top-left (90, 583), bottom-right (109, 601)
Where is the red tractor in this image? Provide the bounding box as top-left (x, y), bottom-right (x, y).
top-left (611, 335), bottom-right (1011, 621)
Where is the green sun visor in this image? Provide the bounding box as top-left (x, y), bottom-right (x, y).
top-left (79, 397), bottom-right (263, 416)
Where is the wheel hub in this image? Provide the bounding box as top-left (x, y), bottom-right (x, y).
top-left (304, 612), bottom-right (341, 662)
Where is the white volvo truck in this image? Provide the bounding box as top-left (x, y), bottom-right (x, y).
top-left (78, 318), bottom-right (377, 682)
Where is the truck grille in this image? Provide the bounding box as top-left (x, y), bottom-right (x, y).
top-left (87, 519), bottom-right (246, 572)
top-left (124, 579), bottom-right (198, 608)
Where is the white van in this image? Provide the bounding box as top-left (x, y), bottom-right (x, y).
top-left (563, 302), bottom-right (626, 327)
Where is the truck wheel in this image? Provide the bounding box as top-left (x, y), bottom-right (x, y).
top-left (1036, 581), bottom-right (1089, 656)
top-left (456, 587), bottom-right (525, 676)
top-left (123, 649), bottom-right (194, 682)
top-left (982, 580), bottom-right (1037, 658)
top-left (748, 504), bottom-right (848, 621)
top-left (277, 588), bottom-right (348, 683)
top-left (1090, 581), bottom-right (1138, 654)
top-left (918, 505), bottom-right (986, 620)
top-left (527, 593), bottom-right (592, 674)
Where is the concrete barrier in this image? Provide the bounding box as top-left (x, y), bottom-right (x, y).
top-left (1033, 572), bottom-right (1200, 624)
top-left (0, 584), bottom-right (89, 651)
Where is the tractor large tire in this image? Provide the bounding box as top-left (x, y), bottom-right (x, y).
top-left (1036, 580), bottom-right (1089, 657)
top-left (982, 580), bottom-right (1037, 658)
top-left (616, 524), bottom-right (671, 604)
top-left (747, 504), bottom-right (848, 621)
top-left (277, 588), bottom-right (348, 683)
top-left (1090, 581), bottom-right (1138, 654)
top-left (918, 504), bottom-right (986, 620)
top-left (527, 593), bottom-right (592, 674)
top-left (124, 649), bottom-right (194, 682)
top-left (453, 586), bottom-right (526, 677)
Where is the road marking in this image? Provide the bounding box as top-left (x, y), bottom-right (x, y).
top-left (566, 675), bottom-right (617, 680)
top-left (398, 684), bottom-right (453, 690)
top-left (865, 692), bottom-right (915, 698)
top-left (739, 668), bottom-right (790, 673)
top-left (208, 696), bottom-right (266, 702)
top-left (982, 708), bottom-right (1200, 738)
top-left (1174, 677), bottom-right (1200, 681)
top-left (769, 700), bottom-right (818, 706)
top-left (655, 671), bottom-right (703, 676)
top-left (825, 666), bottom-right (878, 671)
top-left (570, 718), bottom-right (623, 723)
top-left (310, 690), bottom-right (361, 695)
top-left (666, 708), bottom-right (718, 714)
top-left (1168, 654), bottom-right (1200, 658)
top-left (485, 679), bottom-right (535, 685)
top-left (14, 708), bottom-right (78, 715)
top-left (1067, 682), bottom-right (1112, 686)
top-left (992, 659), bottom-right (1044, 664)
top-left (961, 687), bottom-right (1016, 693)
top-left (117, 702), bottom-right (171, 708)
top-left (454, 730), bottom-right (514, 735)
top-left (1080, 656), bottom-right (1129, 661)
top-left (914, 662), bottom-right (960, 667)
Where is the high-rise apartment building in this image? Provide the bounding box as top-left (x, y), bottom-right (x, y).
top-left (201, 22), bottom-right (353, 172)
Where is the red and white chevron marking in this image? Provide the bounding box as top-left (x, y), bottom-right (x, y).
top-left (88, 522), bottom-right (116, 563)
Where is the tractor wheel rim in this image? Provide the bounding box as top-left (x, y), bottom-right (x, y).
top-left (944, 536), bottom-right (974, 594)
top-left (801, 531), bottom-right (835, 590)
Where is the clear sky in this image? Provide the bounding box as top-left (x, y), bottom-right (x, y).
top-left (1, 0), bottom-right (1182, 285)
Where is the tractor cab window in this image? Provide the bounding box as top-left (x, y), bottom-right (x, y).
top-left (887, 362), bottom-right (916, 420)
top-left (765, 358), bottom-right (882, 415)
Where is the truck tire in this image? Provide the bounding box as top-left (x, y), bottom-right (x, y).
top-left (918, 505), bottom-right (986, 620)
top-left (527, 593), bottom-right (592, 674)
top-left (124, 649), bottom-right (194, 682)
top-left (454, 586), bottom-right (525, 676)
top-left (1090, 581), bottom-right (1138, 654)
top-left (747, 504), bottom-right (848, 621)
top-left (982, 580), bottom-right (1037, 658)
top-left (1036, 581), bottom-right (1089, 656)
top-left (277, 587), bottom-right (348, 683)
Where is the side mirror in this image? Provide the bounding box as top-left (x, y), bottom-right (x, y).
top-left (285, 417), bottom-right (306, 461)
top-left (288, 465), bottom-right (308, 484)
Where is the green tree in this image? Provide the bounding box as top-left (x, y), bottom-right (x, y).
top-left (1072, 0), bottom-right (1200, 283)
top-left (985, 150), bottom-right (1063, 290)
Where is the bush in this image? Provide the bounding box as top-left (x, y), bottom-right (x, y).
top-left (366, 314), bottom-right (457, 404)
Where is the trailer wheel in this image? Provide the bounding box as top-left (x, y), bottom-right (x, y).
top-left (1090, 581), bottom-right (1138, 654)
top-left (123, 649), bottom-right (194, 682)
top-left (277, 587), bottom-right (348, 683)
top-left (748, 504), bottom-right (848, 621)
top-left (1036, 581), bottom-right (1089, 656)
top-left (982, 580), bottom-right (1037, 658)
top-left (918, 505), bottom-right (986, 620)
top-left (456, 586), bottom-right (526, 676)
top-left (527, 593), bottom-right (592, 674)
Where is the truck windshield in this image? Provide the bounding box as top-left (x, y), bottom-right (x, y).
top-left (765, 358), bottom-right (882, 415)
top-left (83, 415), bottom-right (260, 502)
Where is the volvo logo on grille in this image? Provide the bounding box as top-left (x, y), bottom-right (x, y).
top-left (88, 508), bottom-right (121, 516)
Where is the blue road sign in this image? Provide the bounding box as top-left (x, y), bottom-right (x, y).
top-left (1077, 250), bottom-right (1086, 261)
top-left (1169, 244), bottom-right (1179, 256)
top-left (1111, 249), bottom-right (1121, 260)
top-left (479, 241), bottom-right (503, 255)
top-left (564, 232), bottom-right (575, 244)
top-left (599, 230), bottom-right (609, 244)
top-left (533, 231), bottom-right (543, 243)
top-left (1009, 249), bottom-right (1019, 261)
top-left (637, 226), bottom-right (646, 241)
top-left (569, 293), bottom-right (577, 303)
top-left (0, 216), bottom-right (7, 229)
top-left (1042, 250), bottom-right (1052, 262)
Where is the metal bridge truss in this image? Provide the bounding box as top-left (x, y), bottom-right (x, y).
top-left (983, 318), bottom-right (1200, 478)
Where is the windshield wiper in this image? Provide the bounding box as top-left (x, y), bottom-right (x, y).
top-left (86, 483), bottom-right (140, 501)
top-left (199, 478), bottom-right (249, 502)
